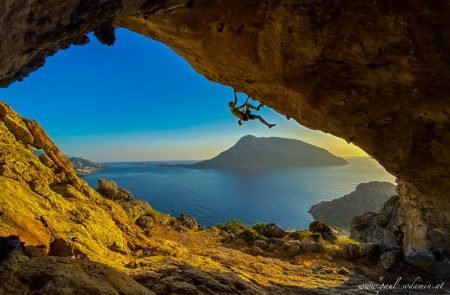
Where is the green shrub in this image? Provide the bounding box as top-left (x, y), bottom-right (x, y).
top-left (323, 237), bottom-right (360, 257)
top-left (336, 237), bottom-right (360, 247)
top-left (217, 219), bottom-right (250, 234)
top-left (252, 223), bottom-right (271, 236)
top-left (323, 243), bottom-right (342, 256)
top-left (288, 230), bottom-right (321, 242)
top-left (238, 229), bottom-right (267, 245)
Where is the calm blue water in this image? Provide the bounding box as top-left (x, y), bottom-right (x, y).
top-left (82, 157), bottom-right (395, 230)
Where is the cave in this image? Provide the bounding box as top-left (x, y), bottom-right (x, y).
top-left (1, 0), bottom-right (449, 260)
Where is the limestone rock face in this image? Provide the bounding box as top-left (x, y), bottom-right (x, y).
top-left (0, 0), bottom-right (449, 254)
top-left (0, 102), bottom-right (158, 267)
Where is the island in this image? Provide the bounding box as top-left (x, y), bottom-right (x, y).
top-left (309, 181), bottom-right (396, 229)
top-left (176, 135), bottom-right (348, 170)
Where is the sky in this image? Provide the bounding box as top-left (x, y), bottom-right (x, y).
top-left (0, 29), bottom-right (367, 161)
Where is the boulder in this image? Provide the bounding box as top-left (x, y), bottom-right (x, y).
top-left (252, 223), bottom-right (287, 239)
top-left (253, 240), bottom-right (268, 250)
top-left (175, 214), bottom-right (198, 230)
top-left (97, 179), bottom-right (133, 202)
top-left (137, 216), bottom-right (154, 229)
top-left (309, 221), bottom-right (337, 243)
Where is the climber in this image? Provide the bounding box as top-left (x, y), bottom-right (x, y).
top-left (229, 90), bottom-right (276, 128)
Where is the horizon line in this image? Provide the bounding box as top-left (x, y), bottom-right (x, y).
top-left (93, 155), bottom-right (372, 163)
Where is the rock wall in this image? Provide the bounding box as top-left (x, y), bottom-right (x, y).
top-left (396, 181), bottom-right (450, 256)
top-left (0, 101), bottom-right (175, 269)
top-left (0, 0), bottom-right (448, 254)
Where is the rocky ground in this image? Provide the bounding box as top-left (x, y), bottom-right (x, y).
top-left (0, 101), bottom-right (447, 294)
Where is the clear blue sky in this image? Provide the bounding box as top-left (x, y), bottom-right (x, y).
top-left (0, 29), bottom-right (365, 161)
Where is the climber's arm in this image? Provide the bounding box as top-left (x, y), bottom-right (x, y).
top-left (237, 96), bottom-right (251, 109)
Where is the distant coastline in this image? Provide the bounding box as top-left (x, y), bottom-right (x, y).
top-left (69, 156), bottom-right (108, 176)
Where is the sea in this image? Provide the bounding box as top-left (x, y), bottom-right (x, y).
top-left (82, 157), bottom-right (395, 230)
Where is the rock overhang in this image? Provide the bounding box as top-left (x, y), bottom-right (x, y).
top-left (0, 0), bottom-right (449, 254)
